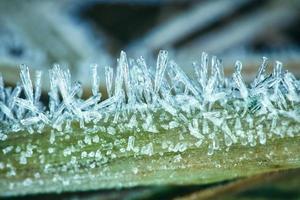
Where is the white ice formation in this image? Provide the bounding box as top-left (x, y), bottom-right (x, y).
top-left (0, 51), bottom-right (300, 154)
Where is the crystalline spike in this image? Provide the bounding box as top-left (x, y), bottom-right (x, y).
top-left (0, 102), bottom-right (15, 121)
top-left (137, 57), bottom-right (155, 104)
top-left (169, 60), bottom-right (202, 101)
top-left (120, 51), bottom-right (133, 103)
top-left (154, 50), bottom-right (168, 93)
top-left (8, 84), bottom-right (21, 109)
top-left (4, 88), bottom-right (11, 104)
top-left (261, 95), bottom-right (276, 113)
top-left (137, 56), bottom-right (154, 90)
top-left (34, 70), bottom-right (42, 104)
top-left (50, 103), bottom-right (64, 123)
top-left (217, 58), bottom-right (224, 81)
top-left (201, 52), bottom-right (208, 77)
top-left (105, 66), bottom-right (114, 98)
top-left (114, 56), bottom-right (125, 97)
top-left (201, 51), bottom-right (208, 62)
top-left (64, 68), bottom-right (72, 91)
top-left (129, 63), bottom-right (145, 104)
top-left (273, 61), bottom-right (283, 79)
top-left (48, 68), bottom-right (59, 113)
top-left (211, 56), bottom-right (217, 76)
top-left (120, 51), bottom-right (129, 93)
top-left (271, 61), bottom-right (284, 101)
top-left (235, 60), bottom-right (242, 73)
top-left (21, 116), bottom-right (42, 126)
top-left (113, 105), bottom-right (122, 124)
top-left (204, 71), bottom-right (217, 102)
top-left (56, 66), bottom-right (77, 102)
top-left (193, 62), bottom-right (201, 82)
top-left (15, 105), bottom-right (25, 120)
top-left (283, 72), bottom-right (299, 102)
top-left (275, 88), bottom-right (288, 110)
top-left (38, 113), bottom-right (50, 124)
top-left (210, 58), bottom-right (224, 95)
top-left (233, 61), bottom-right (248, 99)
top-left (56, 69), bottom-right (69, 101)
top-left (252, 57), bottom-right (268, 87)
top-left (14, 97), bottom-right (49, 124)
top-left (14, 98), bottom-right (38, 113)
top-left (211, 56), bottom-right (224, 85)
top-left (66, 81), bottom-right (81, 104)
top-left (90, 64), bottom-right (100, 96)
top-left (20, 65), bottom-right (34, 103)
top-left (79, 95), bottom-right (101, 110)
top-left (94, 95), bottom-right (119, 110)
top-left (199, 52), bottom-right (209, 89)
top-left (158, 98), bottom-right (177, 116)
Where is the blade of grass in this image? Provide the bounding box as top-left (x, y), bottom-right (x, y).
top-left (1, 118), bottom-right (300, 196)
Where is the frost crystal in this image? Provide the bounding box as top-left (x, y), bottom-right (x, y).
top-left (90, 64), bottom-right (100, 97)
top-left (0, 51), bottom-right (299, 156)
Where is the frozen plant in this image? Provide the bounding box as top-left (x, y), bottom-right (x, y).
top-left (0, 51), bottom-right (299, 196)
top-left (1, 51), bottom-right (299, 150)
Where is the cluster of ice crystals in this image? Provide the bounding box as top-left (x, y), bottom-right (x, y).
top-left (0, 51), bottom-right (300, 155)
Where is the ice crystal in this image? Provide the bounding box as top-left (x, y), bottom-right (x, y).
top-left (0, 50), bottom-right (299, 158)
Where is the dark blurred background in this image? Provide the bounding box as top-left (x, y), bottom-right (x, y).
top-left (0, 0), bottom-right (300, 93)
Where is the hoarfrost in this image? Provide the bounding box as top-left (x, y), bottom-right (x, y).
top-left (0, 50), bottom-right (299, 156)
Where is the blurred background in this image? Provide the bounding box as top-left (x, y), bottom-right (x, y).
top-left (1, 0), bottom-right (300, 199)
top-left (0, 0), bottom-right (300, 94)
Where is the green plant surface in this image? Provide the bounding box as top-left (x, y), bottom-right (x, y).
top-left (1, 111), bottom-right (299, 197)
